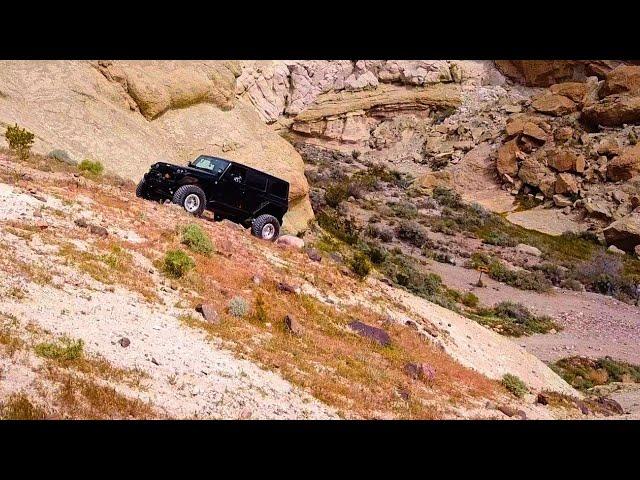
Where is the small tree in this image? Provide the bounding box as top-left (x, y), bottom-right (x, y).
top-left (5, 124), bottom-right (34, 160)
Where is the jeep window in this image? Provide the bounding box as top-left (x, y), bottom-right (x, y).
top-left (226, 165), bottom-right (247, 184)
top-left (192, 156), bottom-right (229, 175)
top-left (246, 170), bottom-right (267, 191)
top-left (269, 179), bottom-right (288, 199)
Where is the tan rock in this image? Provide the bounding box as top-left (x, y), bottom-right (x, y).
top-left (518, 158), bottom-right (555, 194)
top-left (496, 139), bottom-right (520, 177)
top-left (532, 94), bottom-right (577, 116)
top-left (549, 82), bottom-right (589, 103)
top-left (596, 137), bottom-right (621, 157)
top-left (582, 93), bottom-right (640, 127)
top-left (553, 194), bottom-right (573, 207)
top-left (607, 144), bottom-right (640, 181)
top-left (294, 83), bottom-right (461, 123)
top-left (555, 173), bottom-right (579, 195)
top-left (495, 60), bottom-right (622, 87)
top-left (603, 212), bottom-right (640, 252)
top-left (546, 149), bottom-right (584, 173)
top-left (599, 65), bottom-right (640, 98)
top-left (554, 126), bottom-right (575, 143)
top-left (522, 122), bottom-right (547, 142)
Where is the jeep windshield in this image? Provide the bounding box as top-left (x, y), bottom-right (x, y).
top-left (190, 155), bottom-right (230, 176)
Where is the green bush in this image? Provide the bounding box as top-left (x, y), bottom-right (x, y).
top-left (78, 159), bottom-right (104, 176)
top-left (5, 124), bottom-right (34, 160)
top-left (228, 296), bottom-right (249, 317)
top-left (395, 220), bottom-right (427, 247)
top-left (461, 292), bottom-right (479, 308)
top-left (502, 373), bottom-right (529, 398)
top-left (34, 337), bottom-right (84, 361)
top-left (482, 231), bottom-right (518, 247)
top-left (324, 183), bottom-right (350, 207)
top-left (181, 224), bottom-right (214, 255)
top-left (162, 249), bottom-right (195, 278)
top-left (254, 295), bottom-right (268, 322)
top-left (350, 252), bottom-right (372, 279)
top-left (474, 301), bottom-right (560, 336)
top-left (317, 209), bottom-right (360, 245)
top-left (550, 356), bottom-right (640, 392)
top-left (432, 186), bottom-right (462, 208)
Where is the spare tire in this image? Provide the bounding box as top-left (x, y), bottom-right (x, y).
top-left (172, 184), bottom-right (206, 216)
top-left (251, 214), bottom-right (280, 241)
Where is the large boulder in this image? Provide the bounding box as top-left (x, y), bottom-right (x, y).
top-left (581, 93), bottom-right (640, 127)
top-left (496, 138), bottom-right (520, 177)
top-left (549, 82), bottom-right (589, 104)
top-left (0, 60), bottom-right (313, 233)
top-left (545, 149), bottom-right (585, 173)
top-left (599, 65), bottom-right (640, 98)
top-left (604, 212), bottom-right (640, 252)
top-left (607, 143), bottom-right (640, 181)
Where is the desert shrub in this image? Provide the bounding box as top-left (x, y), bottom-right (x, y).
top-left (550, 356), bottom-right (640, 392)
top-left (35, 337), bottom-right (84, 361)
top-left (162, 249), bottom-right (195, 278)
top-left (5, 123), bottom-right (34, 160)
top-left (414, 196), bottom-right (438, 210)
top-left (228, 297), bottom-right (249, 317)
top-left (48, 149), bottom-right (75, 165)
top-left (461, 292), bottom-right (479, 308)
top-left (181, 224), bottom-right (214, 255)
top-left (572, 251), bottom-right (638, 302)
top-left (482, 231), bottom-right (518, 247)
top-left (388, 201), bottom-right (418, 219)
top-left (316, 209), bottom-right (361, 245)
top-left (364, 242), bottom-right (387, 265)
top-left (535, 262), bottom-right (567, 286)
top-left (502, 374), bottom-right (529, 398)
top-left (432, 186), bottom-right (462, 208)
top-left (350, 252), bottom-right (372, 279)
top-left (0, 393), bottom-right (46, 420)
top-left (254, 295), bottom-right (268, 322)
top-left (561, 278), bottom-right (584, 291)
top-left (478, 258), bottom-right (552, 292)
top-left (395, 220), bottom-right (427, 247)
top-left (351, 150), bottom-right (361, 159)
top-left (78, 159), bottom-right (104, 176)
top-left (475, 301), bottom-right (559, 336)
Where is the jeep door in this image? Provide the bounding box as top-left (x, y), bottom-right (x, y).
top-left (244, 170), bottom-right (269, 215)
top-left (214, 164), bottom-right (248, 216)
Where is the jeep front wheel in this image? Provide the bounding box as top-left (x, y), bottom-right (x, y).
top-left (251, 214), bottom-right (280, 241)
top-left (172, 185), bottom-right (206, 216)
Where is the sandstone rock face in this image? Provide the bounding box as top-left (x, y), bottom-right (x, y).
top-left (495, 60), bottom-right (622, 87)
top-left (604, 212), bottom-right (640, 252)
top-left (237, 60), bottom-right (460, 123)
top-left (0, 61), bottom-right (313, 233)
top-left (607, 144), bottom-right (640, 181)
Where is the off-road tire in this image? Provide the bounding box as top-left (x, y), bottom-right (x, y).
top-left (136, 178), bottom-right (149, 199)
top-left (251, 214), bottom-right (280, 241)
top-left (172, 184), bottom-right (206, 216)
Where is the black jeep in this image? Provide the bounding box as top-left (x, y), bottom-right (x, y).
top-left (136, 155), bottom-right (289, 241)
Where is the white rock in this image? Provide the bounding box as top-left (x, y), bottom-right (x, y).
top-left (275, 235), bottom-right (305, 249)
top-left (516, 243), bottom-right (542, 257)
top-left (607, 245), bottom-right (626, 255)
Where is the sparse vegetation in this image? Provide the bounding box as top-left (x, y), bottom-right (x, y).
top-left (181, 224), bottom-right (214, 256)
top-left (228, 296), bottom-right (249, 317)
top-left (472, 301), bottom-right (560, 337)
top-left (349, 252), bottom-right (371, 279)
top-left (35, 337), bottom-right (84, 362)
top-left (0, 393), bottom-right (47, 420)
top-left (5, 124), bottom-right (34, 160)
top-left (550, 356), bottom-right (640, 392)
top-left (162, 249), bottom-right (195, 278)
top-left (502, 373), bottom-right (529, 398)
top-left (78, 159), bottom-right (104, 176)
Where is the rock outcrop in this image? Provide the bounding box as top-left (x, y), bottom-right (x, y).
top-left (0, 61), bottom-right (312, 232)
top-left (495, 60), bottom-right (623, 87)
top-left (604, 212), bottom-right (640, 252)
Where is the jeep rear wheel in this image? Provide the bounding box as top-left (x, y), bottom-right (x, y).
top-left (172, 185), bottom-right (206, 216)
top-left (136, 178), bottom-right (149, 199)
top-left (251, 214), bottom-right (280, 241)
